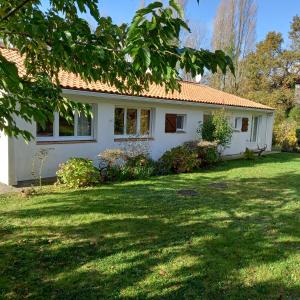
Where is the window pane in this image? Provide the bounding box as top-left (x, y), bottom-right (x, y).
top-left (114, 108), bottom-right (124, 135)
top-left (78, 114), bottom-right (92, 136)
top-left (251, 116), bottom-right (259, 142)
top-left (176, 115), bottom-right (184, 130)
top-left (59, 114), bottom-right (74, 136)
top-left (126, 109), bottom-right (137, 135)
top-left (37, 119), bottom-right (53, 137)
top-left (140, 109), bottom-right (151, 135)
top-left (235, 117), bottom-right (241, 129)
top-left (241, 118), bottom-right (249, 132)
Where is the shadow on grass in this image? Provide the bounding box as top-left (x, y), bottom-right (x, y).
top-left (1, 153), bottom-right (300, 299)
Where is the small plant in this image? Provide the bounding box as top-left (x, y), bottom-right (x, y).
top-left (56, 158), bottom-right (99, 188)
top-left (31, 148), bottom-right (53, 188)
top-left (243, 148), bottom-right (255, 160)
top-left (158, 145), bottom-right (198, 174)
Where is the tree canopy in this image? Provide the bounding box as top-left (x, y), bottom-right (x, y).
top-left (0, 0), bottom-right (233, 140)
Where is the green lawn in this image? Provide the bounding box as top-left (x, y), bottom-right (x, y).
top-left (1, 153), bottom-right (300, 299)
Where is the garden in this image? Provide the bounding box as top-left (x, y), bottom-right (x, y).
top-left (1, 153), bottom-right (300, 299)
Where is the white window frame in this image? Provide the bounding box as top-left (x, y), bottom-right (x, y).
top-left (176, 114), bottom-right (186, 132)
top-left (36, 104), bottom-right (96, 142)
top-left (114, 106), bottom-right (153, 137)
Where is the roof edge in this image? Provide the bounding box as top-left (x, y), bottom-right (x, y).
top-left (62, 88), bottom-right (276, 112)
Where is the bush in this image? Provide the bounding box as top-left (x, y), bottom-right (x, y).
top-left (243, 148), bottom-right (255, 160)
top-left (100, 152), bottom-right (157, 182)
top-left (273, 120), bottom-right (298, 152)
top-left (197, 109), bottom-right (233, 152)
top-left (184, 140), bottom-right (219, 167)
top-left (158, 145), bottom-right (199, 174)
top-left (56, 158), bottom-right (99, 188)
top-left (98, 149), bottom-right (127, 168)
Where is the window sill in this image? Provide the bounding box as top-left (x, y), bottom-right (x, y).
top-left (114, 137), bottom-right (154, 142)
top-left (36, 139), bottom-right (97, 145)
top-left (176, 131), bottom-right (186, 134)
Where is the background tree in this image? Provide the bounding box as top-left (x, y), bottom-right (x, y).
top-left (289, 15), bottom-right (300, 50)
top-left (0, 0), bottom-right (233, 140)
top-left (210, 0), bottom-right (257, 93)
top-left (241, 32), bottom-right (300, 119)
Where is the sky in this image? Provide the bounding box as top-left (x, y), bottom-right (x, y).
top-left (95, 0), bottom-right (300, 48)
top-left (42, 0), bottom-right (300, 48)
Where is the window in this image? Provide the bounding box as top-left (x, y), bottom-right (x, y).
top-left (36, 104), bottom-right (95, 141)
top-left (126, 108), bottom-right (137, 135)
top-left (114, 108), bottom-right (125, 135)
top-left (250, 116), bottom-right (260, 142)
top-left (114, 107), bottom-right (152, 136)
top-left (165, 114), bottom-right (186, 133)
top-left (241, 118), bottom-right (249, 132)
top-left (36, 119), bottom-right (54, 137)
top-left (59, 114), bottom-right (74, 136)
top-left (234, 117), bottom-right (242, 130)
top-left (140, 109), bottom-right (151, 135)
top-left (234, 117), bottom-right (249, 132)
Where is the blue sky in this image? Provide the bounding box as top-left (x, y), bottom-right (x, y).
top-left (43, 0), bottom-right (300, 48)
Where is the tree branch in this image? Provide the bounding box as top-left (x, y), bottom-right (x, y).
top-left (1, 0), bottom-right (33, 22)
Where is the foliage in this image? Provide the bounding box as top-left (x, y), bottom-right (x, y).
top-left (98, 149), bottom-right (127, 168)
top-left (0, 0), bottom-right (233, 140)
top-left (184, 140), bottom-right (219, 166)
top-left (243, 148), bottom-right (256, 160)
top-left (240, 30), bottom-right (300, 118)
top-left (103, 154), bottom-right (157, 182)
top-left (289, 106), bottom-right (300, 125)
top-left (158, 144), bottom-right (199, 174)
top-left (56, 158), bottom-right (99, 188)
top-left (273, 119), bottom-right (298, 152)
top-left (197, 109), bottom-right (233, 150)
top-left (1, 153), bottom-right (300, 299)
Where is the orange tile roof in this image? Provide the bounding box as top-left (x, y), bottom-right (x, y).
top-left (0, 47), bottom-right (274, 111)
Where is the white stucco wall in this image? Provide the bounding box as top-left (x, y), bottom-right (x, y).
top-left (0, 131), bottom-right (9, 185)
top-left (10, 93), bottom-right (274, 183)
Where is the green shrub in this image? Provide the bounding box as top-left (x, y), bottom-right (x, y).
top-left (102, 154), bottom-right (156, 182)
top-left (197, 141), bottom-right (219, 166)
top-left (158, 145), bottom-right (199, 174)
top-left (183, 140), bottom-right (219, 167)
top-left (243, 148), bottom-right (255, 160)
top-left (274, 119), bottom-right (298, 152)
top-left (57, 158), bottom-right (99, 188)
top-left (197, 109), bottom-right (233, 152)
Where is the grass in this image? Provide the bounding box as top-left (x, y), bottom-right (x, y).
top-left (1, 153), bottom-right (300, 299)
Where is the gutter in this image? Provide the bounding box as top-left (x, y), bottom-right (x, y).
top-left (62, 88), bottom-right (275, 114)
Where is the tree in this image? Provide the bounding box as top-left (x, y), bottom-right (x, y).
top-left (211, 0), bottom-right (257, 92)
top-left (0, 0), bottom-right (233, 140)
top-left (289, 15), bottom-right (300, 50)
top-left (241, 32), bottom-right (300, 118)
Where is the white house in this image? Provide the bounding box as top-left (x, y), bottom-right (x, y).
top-left (0, 48), bottom-right (275, 186)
